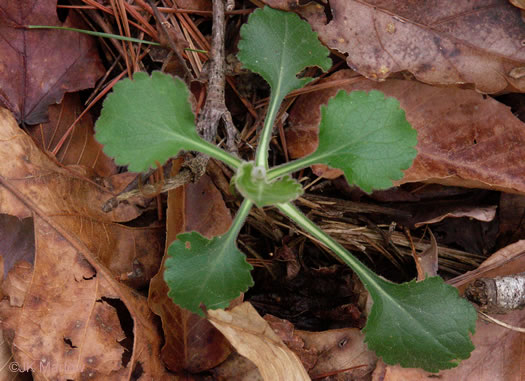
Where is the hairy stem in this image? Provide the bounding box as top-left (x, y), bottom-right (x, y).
top-left (267, 155), bottom-right (317, 180)
top-left (192, 140), bottom-right (241, 169)
top-left (228, 198), bottom-right (254, 238)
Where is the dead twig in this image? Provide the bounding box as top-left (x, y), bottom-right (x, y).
top-left (145, 0), bottom-right (193, 82)
top-left (196, 0), bottom-right (238, 154)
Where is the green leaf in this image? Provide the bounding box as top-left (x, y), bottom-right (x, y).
top-left (164, 231), bottom-right (254, 316)
top-left (276, 202), bottom-right (476, 373)
top-left (237, 6), bottom-right (332, 105)
top-left (95, 71), bottom-right (239, 172)
top-left (232, 161), bottom-right (303, 207)
top-left (363, 276), bottom-right (477, 372)
top-left (306, 90), bottom-right (418, 193)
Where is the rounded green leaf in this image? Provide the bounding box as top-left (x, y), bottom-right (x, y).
top-left (164, 231), bottom-right (254, 316)
top-left (309, 90), bottom-right (418, 192)
top-left (96, 71), bottom-right (204, 172)
top-left (276, 202), bottom-right (475, 373)
top-left (363, 276), bottom-right (476, 372)
top-left (232, 161), bottom-right (303, 207)
top-left (237, 6), bottom-right (332, 101)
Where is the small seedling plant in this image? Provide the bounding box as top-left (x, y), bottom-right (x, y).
top-left (95, 6), bottom-right (476, 373)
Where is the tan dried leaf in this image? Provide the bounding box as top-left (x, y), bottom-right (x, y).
top-left (208, 303), bottom-right (310, 381)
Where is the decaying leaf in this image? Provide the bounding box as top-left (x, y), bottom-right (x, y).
top-left (263, 0), bottom-right (525, 93)
top-left (148, 166), bottom-right (233, 373)
top-left (0, 108), bottom-right (173, 379)
top-left (286, 70), bottom-right (525, 194)
top-left (297, 329), bottom-right (377, 379)
top-left (208, 302), bottom-right (310, 381)
top-left (0, 0), bottom-right (104, 125)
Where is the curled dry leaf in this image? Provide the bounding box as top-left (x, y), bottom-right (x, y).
top-left (207, 302), bottom-right (310, 381)
top-left (264, 0), bottom-right (525, 93)
top-left (286, 70), bottom-right (525, 194)
top-left (148, 165), bottom-right (233, 373)
top-left (413, 205), bottom-right (497, 228)
top-left (0, 108), bottom-right (173, 379)
top-left (0, 0), bottom-right (104, 125)
top-left (509, 0), bottom-right (525, 10)
top-left (413, 230), bottom-right (439, 281)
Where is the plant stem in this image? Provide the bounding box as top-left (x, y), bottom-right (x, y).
top-left (27, 25), bottom-right (161, 46)
top-left (193, 140), bottom-right (242, 169)
top-left (228, 198), bottom-right (254, 238)
top-left (254, 93), bottom-right (283, 169)
top-left (277, 202), bottom-right (380, 288)
top-left (267, 155), bottom-right (316, 180)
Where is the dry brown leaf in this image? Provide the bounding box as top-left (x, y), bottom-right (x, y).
top-left (264, 315), bottom-right (318, 371)
top-left (297, 329), bottom-right (376, 380)
top-left (498, 193), bottom-right (525, 245)
top-left (0, 108), bottom-right (162, 288)
top-left (286, 70), bottom-right (525, 194)
top-left (212, 352), bottom-right (262, 381)
top-left (510, 0), bottom-right (525, 11)
top-left (0, 0), bottom-right (104, 125)
top-left (208, 302), bottom-right (310, 381)
top-left (148, 163), bottom-right (233, 373)
top-left (174, 0), bottom-right (211, 11)
top-left (0, 215), bottom-right (34, 277)
top-left (264, 0), bottom-right (525, 93)
top-left (27, 93), bottom-right (117, 178)
top-left (0, 108), bottom-right (174, 379)
top-left (1, 261), bottom-right (32, 308)
top-left (373, 240), bottom-right (525, 380)
top-left (413, 205), bottom-right (497, 227)
top-left (413, 230), bottom-right (438, 281)
top-left (0, 329), bottom-right (28, 381)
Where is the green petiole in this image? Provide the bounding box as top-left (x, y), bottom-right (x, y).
top-left (27, 25), bottom-right (161, 46)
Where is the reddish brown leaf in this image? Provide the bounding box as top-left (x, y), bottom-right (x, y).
top-left (264, 0), bottom-right (525, 93)
top-left (148, 164), bottom-right (233, 373)
top-left (286, 70), bottom-right (525, 194)
top-left (0, 214), bottom-right (34, 276)
top-left (297, 328), bottom-right (377, 380)
top-left (174, 0), bottom-right (211, 11)
top-left (0, 0), bottom-right (104, 125)
top-left (498, 193), bottom-right (525, 245)
top-left (264, 315), bottom-right (318, 371)
top-left (27, 93), bottom-right (117, 177)
top-left (0, 108), bottom-right (173, 379)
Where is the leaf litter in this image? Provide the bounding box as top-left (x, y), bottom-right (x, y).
top-left (0, 109), bottom-right (173, 379)
top-left (0, 0), bottom-right (104, 125)
top-left (2, 0), bottom-right (525, 380)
